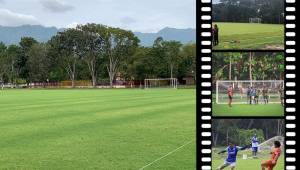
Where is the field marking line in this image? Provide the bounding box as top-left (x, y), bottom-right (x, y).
top-left (138, 139), bottom-right (194, 170)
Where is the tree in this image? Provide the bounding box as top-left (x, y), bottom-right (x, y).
top-left (19, 37), bottom-right (38, 83)
top-left (0, 42), bottom-right (7, 83)
top-left (6, 45), bottom-right (22, 86)
top-left (104, 27), bottom-right (139, 87)
top-left (78, 24), bottom-right (106, 87)
top-left (178, 43), bottom-right (196, 79)
top-left (27, 43), bottom-right (51, 82)
top-left (162, 41), bottom-right (182, 78)
top-left (50, 29), bottom-right (85, 88)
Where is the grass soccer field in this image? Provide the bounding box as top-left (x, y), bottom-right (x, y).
top-left (213, 103), bottom-right (284, 117)
top-left (212, 149), bottom-right (284, 170)
top-left (0, 89), bottom-right (195, 170)
top-left (213, 22), bottom-right (284, 50)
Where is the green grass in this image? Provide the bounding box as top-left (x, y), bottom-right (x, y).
top-left (0, 89), bottom-right (196, 170)
top-left (213, 22), bottom-right (284, 50)
top-left (213, 103), bottom-right (284, 117)
top-left (212, 150), bottom-right (284, 170)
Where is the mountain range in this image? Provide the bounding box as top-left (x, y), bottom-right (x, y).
top-left (0, 25), bottom-right (196, 47)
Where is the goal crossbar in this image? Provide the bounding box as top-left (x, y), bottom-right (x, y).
top-left (144, 78), bottom-right (178, 89)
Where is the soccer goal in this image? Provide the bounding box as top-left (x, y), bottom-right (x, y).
top-left (215, 80), bottom-right (284, 104)
top-left (144, 78), bottom-right (178, 89)
top-left (249, 17), bottom-right (262, 23)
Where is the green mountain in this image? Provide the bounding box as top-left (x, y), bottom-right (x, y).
top-left (0, 25), bottom-right (195, 46)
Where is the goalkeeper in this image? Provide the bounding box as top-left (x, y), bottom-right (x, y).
top-left (217, 142), bottom-right (249, 170)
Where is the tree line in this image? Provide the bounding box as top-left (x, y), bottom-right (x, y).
top-left (212, 52), bottom-right (284, 83)
top-left (0, 23), bottom-right (196, 88)
top-left (213, 0), bottom-right (284, 24)
top-left (212, 119), bottom-right (285, 146)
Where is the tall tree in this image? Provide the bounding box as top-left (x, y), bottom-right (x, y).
top-left (19, 37), bottom-right (38, 83)
top-left (27, 43), bottom-right (51, 82)
top-left (78, 24), bottom-right (105, 87)
top-left (104, 27), bottom-right (139, 87)
top-left (50, 29), bottom-right (85, 88)
top-left (163, 41), bottom-right (182, 79)
top-left (6, 45), bottom-right (22, 86)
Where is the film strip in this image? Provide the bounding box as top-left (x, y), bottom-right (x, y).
top-left (284, 0), bottom-right (296, 169)
top-left (198, 0), bottom-right (212, 169)
top-left (197, 0), bottom-right (296, 169)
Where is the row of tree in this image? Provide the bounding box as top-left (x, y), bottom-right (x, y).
top-left (0, 24), bottom-right (196, 88)
top-left (212, 52), bottom-right (284, 83)
top-left (213, 0), bottom-right (284, 24)
top-left (212, 119), bottom-right (285, 146)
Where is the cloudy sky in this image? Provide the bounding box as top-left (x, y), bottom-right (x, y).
top-left (0, 0), bottom-right (196, 32)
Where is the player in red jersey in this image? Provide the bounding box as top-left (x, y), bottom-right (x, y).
top-left (261, 141), bottom-right (282, 170)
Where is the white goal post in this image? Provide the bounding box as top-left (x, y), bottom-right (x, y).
top-left (144, 78), bottom-right (178, 89)
top-left (249, 17), bottom-right (262, 23)
top-left (216, 80), bottom-right (284, 104)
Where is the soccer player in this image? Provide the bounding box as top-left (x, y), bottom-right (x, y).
top-left (250, 87), bottom-right (256, 104)
top-left (251, 134), bottom-right (259, 157)
top-left (255, 88), bottom-right (260, 104)
top-left (227, 86), bottom-right (233, 107)
top-left (263, 87), bottom-right (269, 104)
top-left (279, 87), bottom-right (284, 107)
top-left (213, 24), bottom-right (219, 46)
top-left (217, 142), bottom-right (249, 170)
top-left (261, 141), bottom-right (282, 170)
top-left (247, 86), bottom-right (251, 104)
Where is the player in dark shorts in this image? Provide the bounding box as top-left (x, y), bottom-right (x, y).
top-left (254, 88), bottom-right (259, 104)
top-left (279, 88), bottom-right (284, 107)
top-left (228, 86), bottom-right (233, 107)
top-left (263, 87), bottom-right (269, 104)
top-left (213, 24), bottom-right (219, 46)
top-left (247, 86), bottom-right (251, 104)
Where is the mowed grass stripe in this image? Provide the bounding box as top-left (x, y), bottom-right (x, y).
top-left (212, 22), bottom-right (284, 49)
top-left (0, 89), bottom-right (195, 169)
top-left (0, 99), bottom-right (193, 141)
top-left (0, 93), bottom-right (191, 124)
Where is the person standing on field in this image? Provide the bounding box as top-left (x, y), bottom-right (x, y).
top-left (263, 87), bottom-right (269, 104)
top-left (228, 85), bottom-right (233, 107)
top-left (213, 24), bottom-right (219, 46)
top-left (251, 134), bottom-right (259, 157)
top-left (247, 86), bottom-right (251, 104)
top-left (212, 27), bottom-right (216, 46)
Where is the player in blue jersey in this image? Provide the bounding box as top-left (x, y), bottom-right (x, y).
top-left (217, 142), bottom-right (249, 170)
top-left (251, 134), bottom-right (259, 157)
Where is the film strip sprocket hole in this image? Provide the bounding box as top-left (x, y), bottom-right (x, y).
top-left (198, 0), bottom-right (296, 169)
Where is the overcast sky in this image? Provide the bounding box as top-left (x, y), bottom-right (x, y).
top-left (0, 0), bottom-right (196, 32)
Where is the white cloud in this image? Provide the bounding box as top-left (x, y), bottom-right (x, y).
top-left (40, 0), bottom-right (74, 13)
top-left (66, 22), bottom-right (79, 28)
top-left (0, 8), bottom-right (39, 26)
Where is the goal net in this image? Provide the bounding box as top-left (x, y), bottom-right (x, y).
top-left (249, 17), bottom-right (262, 23)
top-left (144, 78), bottom-right (178, 89)
top-left (216, 80), bottom-right (284, 104)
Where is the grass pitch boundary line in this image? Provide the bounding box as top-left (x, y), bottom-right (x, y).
top-left (138, 139), bottom-right (194, 170)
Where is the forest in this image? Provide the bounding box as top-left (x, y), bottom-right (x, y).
top-left (212, 119), bottom-right (285, 146)
top-left (0, 24), bottom-right (196, 88)
top-left (212, 0), bottom-right (284, 24)
top-left (212, 52), bottom-right (284, 83)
